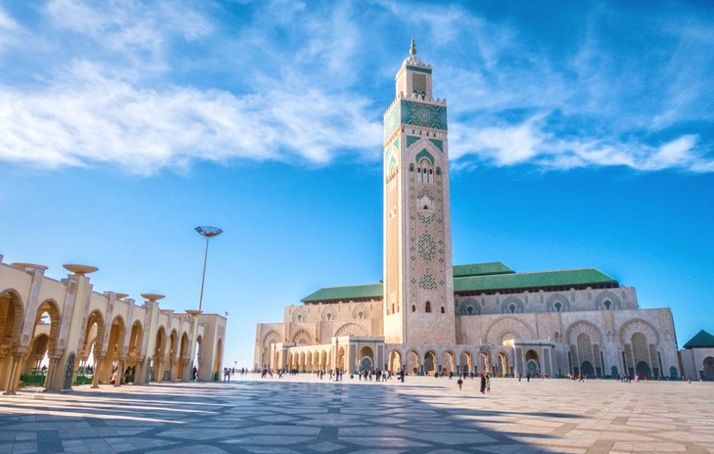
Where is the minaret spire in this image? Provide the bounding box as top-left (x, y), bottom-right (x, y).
top-left (409, 37), bottom-right (417, 57)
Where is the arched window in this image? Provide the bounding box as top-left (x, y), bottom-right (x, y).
top-left (411, 305), bottom-right (416, 312)
top-left (440, 306), bottom-right (445, 314)
top-left (466, 306), bottom-right (474, 315)
top-left (554, 302), bottom-right (562, 312)
top-left (297, 314), bottom-right (303, 322)
top-left (358, 311), bottom-right (365, 320)
top-left (425, 301), bottom-right (432, 313)
top-left (391, 303), bottom-right (395, 314)
top-left (509, 304), bottom-right (516, 314)
top-left (326, 313), bottom-right (333, 321)
top-left (604, 300), bottom-right (612, 310)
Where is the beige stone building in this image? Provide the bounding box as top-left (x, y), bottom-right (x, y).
top-left (0, 257), bottom-right (226, 394)
top-left (254, 41), bottom-right (680, 380)
top-left (680, 330), bottom-right (714, 381)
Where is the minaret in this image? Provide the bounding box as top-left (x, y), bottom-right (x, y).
top-left (383, 40), bottom-right (455, 345)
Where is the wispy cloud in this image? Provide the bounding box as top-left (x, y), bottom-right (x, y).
top-left (0, 0), bottom-right (711, 174)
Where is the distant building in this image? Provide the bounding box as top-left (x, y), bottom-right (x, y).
top-left (254, 41), bottom-right (680, 380)
top-left (680, 330), bottom-right (714, 381)
top-left (0, 258), bottom-right (226, 393)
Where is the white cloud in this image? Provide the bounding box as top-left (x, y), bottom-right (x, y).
top-left (0, 0), bottom-right (711, 174)
top-left (0, 62), bottom-right (381, 174)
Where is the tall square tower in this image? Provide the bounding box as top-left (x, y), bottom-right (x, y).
top-left (383, 40), bottom-right (456, 345)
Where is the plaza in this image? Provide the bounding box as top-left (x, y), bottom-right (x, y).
top-left (1, 376), bottom-right (713, 453)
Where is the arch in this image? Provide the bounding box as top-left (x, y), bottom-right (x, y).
top-left (498, 351), bottom-right (510, 377)
top-left (407, 350), bottom-right (420, 375)
top-left (424, 350), bottom-right (437, 376)
top-left (500, 296), bottom-right (524, 314)
top-left (19, 299), bottom-right (61, 390)
top-left (389, 350), bottom-right (402, 372)
top-left (485, 317), bottom-right (535, 344)
top-left (581, 360), bottom-right (595, 378)
top-left (702, 357), bottom-right (714, 381)
top-left (80, 310), bottom-right (105, 361)
top-left (178, 332), bottom-right (190, 380)
top-left (127, 321), bottom-right (143, 362)
top-left (459, 350), bottom-right (473, 374)
top-left (334, 323), bottom-right (367, 337)
top-left (100, 315), bottom-right (126, 384)
top-left (525, 349), bottom-right (540, 376)
top-left (0, 289), bottom-right (24, 343)
top-left (635, 360), bottom-right (651, 380)
top-left (546, 293), bottom-right (570, 312)
top-left (292, 329), bottom-right (312, 345)
top-left (594, 290), bottom-right (622, 310)
top-left (351, 304), bottom-right (369, 319)
top-left (292, 308), bottom-right (307, 323)
top-left (415, 148), bottom-right (434, 165)
top-left (441, 350), bottom-right (455, 374)
top-left (619, 319), bottom-right (660, 347)
top-left (336, 346), bottom-right (345, 371)
top-left (359, 346), bottom-right (374, 371)
top-left (193, 334), bottom-right (203, 380)
top-left (566, 320), bottom-right (604, 346)
top-left (262, 330), bottom-right (282, 348)
top-left (321, 306), bottom-right (336, 321)
top-left (425, 301), bottom-right (432, 313)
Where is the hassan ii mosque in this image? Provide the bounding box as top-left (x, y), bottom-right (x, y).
top-left (254, 41), bottom-right (686, 380)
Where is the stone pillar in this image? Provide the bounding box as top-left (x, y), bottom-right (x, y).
top-left (3, 353), bottom-right (24, 395)
top-left (44, 354), bottom-right (62, 392)
top-left (114, 358), bottom-right (125, 387)
top-left (91, 355), bottom-right (104, 388)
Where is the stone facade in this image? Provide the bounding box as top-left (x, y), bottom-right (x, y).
top-left (254, 42), bottom-right (680, 380)
top-left (0, 257), bottom-right (226, 394)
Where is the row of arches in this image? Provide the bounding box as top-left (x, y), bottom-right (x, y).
top-left (1, 288), bottom-right (220, 391)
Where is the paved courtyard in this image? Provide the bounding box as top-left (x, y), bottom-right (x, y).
top-left (0, 376), bottom-right (713, 453)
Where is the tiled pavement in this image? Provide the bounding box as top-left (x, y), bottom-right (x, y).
top-left (0, 375), bottom-right (713, 453)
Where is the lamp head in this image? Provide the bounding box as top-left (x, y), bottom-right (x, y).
top-left (195, 226), bottom-right (223, 238)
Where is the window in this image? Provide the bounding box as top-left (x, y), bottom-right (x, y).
top-left (391, 303), bottom-right (395, 314)
top-left (326, 313), bottom-right (333, 321)
top-left (440, 306), bottom-right (445, 314)
top-left (358, 311), bottom-right (365, 319)
top-left (297, 314), bottom-right (303, 322)
top-left (466, 306), bottom-right (474, 315)
top-left (425, 301), bottom-right (432, 313)
top-left (411, 305), bottom-right (416, 312)
top-left (554, 302), bottom-right (562, 312)
top-left (604, 300), bottom-right (612, 310)
top-left (509, 304), bottom-right (516, 313)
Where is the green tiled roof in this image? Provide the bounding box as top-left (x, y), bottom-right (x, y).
top-left (683, 330), bottom-right (714, 349)
top-left (454, 268), bottom-right (617, 294)
top-left (453, 262), bottom-right (514, 278)
top-left (301, 265), bottom-right (618, 303)
top-left (301, 283), bottom-right (383, 303)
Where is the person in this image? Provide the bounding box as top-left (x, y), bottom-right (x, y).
top-left (486, 373), bottom-right (491, 392)
top-left (527, 373), bottom-right (530, 382)
top-left (479, 372), bottom-right (486, 394)
top-left (192, 366), bottom-right (198, 381)
top-left (457, 377), bottom-right (463, 391)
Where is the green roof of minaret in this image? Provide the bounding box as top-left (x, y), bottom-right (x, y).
top-left (683, 330), bottom-right (714, 349)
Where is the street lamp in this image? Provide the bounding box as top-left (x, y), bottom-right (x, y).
top-left (195, 226), bottom-right (223, 312)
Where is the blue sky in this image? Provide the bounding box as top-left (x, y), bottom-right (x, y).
top-left (0, 0), bottom-right (712, 366)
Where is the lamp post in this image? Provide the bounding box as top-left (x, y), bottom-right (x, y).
top-left (194, 226), bottom-right (223, 313)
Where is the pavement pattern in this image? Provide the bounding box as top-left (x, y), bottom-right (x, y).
top-left (0, 375), bottom-right (713, 453)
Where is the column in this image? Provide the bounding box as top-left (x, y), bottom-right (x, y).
top-left (44, 354), bottom-right (62, 392)
top-left (3, 353), bottom-right (23, 395)
top-left (114, 357), bottom-right (125, 387)
top-left (91, 356), bottom-right (104, 388)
